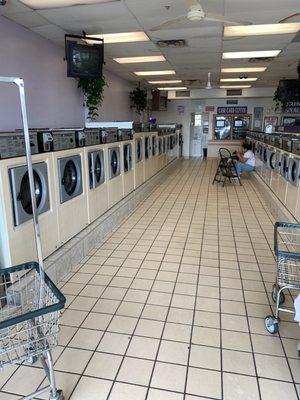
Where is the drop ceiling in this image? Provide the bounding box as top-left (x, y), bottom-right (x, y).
top-left (1, 0), bottom-right (299, 89)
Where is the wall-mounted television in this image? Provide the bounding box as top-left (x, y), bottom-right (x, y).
top-left (66, 40), bottom-right (104, 79)
top-left (277, 79), bottom-right (300, 102)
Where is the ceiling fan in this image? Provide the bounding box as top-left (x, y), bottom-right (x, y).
top-left (150, 0), bottom-right (251, 32)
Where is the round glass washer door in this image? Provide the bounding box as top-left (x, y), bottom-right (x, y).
top-left (19, 170), bottom-right (42, 214)
top-left (136, 140), bottom-right (141, 161)
top-left (63, 160), bottom-right (77, 196)
top-left (111, 150), bottom-right (118, 175)
top-left (290, 160), bottom-right (298, 182)
top-left (94, 154), bottom-right (102, 183)
top-left (269, 152), bottom-right (277, 170)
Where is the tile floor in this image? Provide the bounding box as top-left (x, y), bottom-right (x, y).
top-left (1, 159), bottom-right (299, 400)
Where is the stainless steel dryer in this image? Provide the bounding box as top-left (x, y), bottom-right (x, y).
top-left (89, 149), bottom-right (104, 189)
top-left (123, 143), bottom-right (132, 173)
top-left (9, 162), bottom-right (50, 226)
top-left (57, 155), bottom-right (83, 203)
top-left (109, 147), bottom-right (121, 179)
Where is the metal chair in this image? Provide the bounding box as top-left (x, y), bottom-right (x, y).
top-left (212, 148), bottom-right (241, 186)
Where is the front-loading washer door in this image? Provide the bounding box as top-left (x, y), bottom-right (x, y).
top-left (263, 147), bottom-right (268, 164)
top-left (9, 162), bottom-right (50, 226)
top-left (163, 138), bottom-right (166, 153)
top-left (152, 136), bottom-right (156, 156)
top-left (109, 147), bottom-right (120, 179)
top-left (158, 138), bottom-right (162, 155)
top-left (136, 139), bottom-right (142, 163)
top-left (288, 158), bottom-right (300, 186)
top-left (124, 144), bottom-right (132, 173)
top-left (280, 154), bottom-right (289, 178)
top-left (89, 150), bottom-right (104, 189)
top-left (268, 150), bottom-right (277, 170)
top-left (58, 155), bottom-right (83, 203)
top-left (145, 137), bottom-right (150, 159)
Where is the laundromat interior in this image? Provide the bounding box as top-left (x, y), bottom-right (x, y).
top-left (0, 0), bottom-right (300, 399)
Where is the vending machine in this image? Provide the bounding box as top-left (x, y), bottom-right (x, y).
top-left (214, 116), bottom-right (232, 140)
top-left (232, 115), bottom-right (252, 140)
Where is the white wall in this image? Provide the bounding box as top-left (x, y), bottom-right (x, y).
top-left (152, 96), bottom-right (279, 157)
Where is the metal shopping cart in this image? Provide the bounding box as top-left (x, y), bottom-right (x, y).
top-left (264, 222), bottom-right (300, 346)
top-left (0, 77), bottom-right (66, 399)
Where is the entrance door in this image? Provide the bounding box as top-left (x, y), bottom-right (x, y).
top-left (190, 113), bottom-right (203, 157)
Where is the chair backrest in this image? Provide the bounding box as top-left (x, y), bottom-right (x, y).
top-left (219, 148), bottom-right (232, 162)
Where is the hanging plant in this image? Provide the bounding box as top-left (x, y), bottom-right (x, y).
top-left (130, 86), bottom-right (148, 115)
top-left (273, 87), bottom-right (288, 113)
top-left (78, 76), bottom-right (107, 120)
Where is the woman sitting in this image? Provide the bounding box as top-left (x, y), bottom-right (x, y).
top-left (236, 142), bottom-right (255, 177)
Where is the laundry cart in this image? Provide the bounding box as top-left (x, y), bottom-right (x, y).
top-left (0, 77), bottom-right (66, 399)
top-left (265, 222), bottom-right (300, 354)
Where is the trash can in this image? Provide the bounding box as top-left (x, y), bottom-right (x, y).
top-left (203, 148), bottom-right (208, 158)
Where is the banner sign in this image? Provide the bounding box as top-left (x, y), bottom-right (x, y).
top-left (284, 101), bottom-right (300, 114)
top-left (217, 106), bottom-right (248, 115)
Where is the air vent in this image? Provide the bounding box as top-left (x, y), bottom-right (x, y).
top-left (227, 89), bottom-right (242, 96)
top-left (248, 57), bottom-right (274, 63)
top-left (175, 90), bottom-right (190, 97)
top-left (156, 40), bottom-right (187, 48)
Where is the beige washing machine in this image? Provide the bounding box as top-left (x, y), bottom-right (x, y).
top-left (144, 133), bottom-right (153, 181)
top-left (52, 130), bottom-right (88, 245)
top-left (103, 130), bottom-right (123, 208)
top-left (275, 151), bottom-right (289, 204)
top-left (157, 136), bottom-right (163, 171)
top-left (285, 155), bottom-right (300, 216)
top-left (83, 129), bottom-right (108, 223)
top-left (0, 132), bottom-right (59, 269)
top-left (134, 132), bottom-right (145, 189)
top-left (151, 132), bottom-right (158, 176)
top-left (119, 130), bottom-right (134, 197)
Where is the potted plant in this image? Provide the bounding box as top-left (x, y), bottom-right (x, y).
top-left (78, 76), bottom-right (107, 120)
top-left (130, 85), bottom-right (148, 123)
top-left (273, 87), bottom-right (288, 113)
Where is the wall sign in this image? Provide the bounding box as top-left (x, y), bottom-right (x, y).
top-left (264, 116), bottom-right (278, 130)
top-left (253, 107), bottom-right (264, 130)
top-left (227, 99), bottom-right (238, 105)
top-left (284, 101), bottom-right (300, 114)
top-left (205, 105), bottom-right (215, 112)
top-left (217, 106), bottom-right (248, 115)
top-left (177, 105), bottom-right (185, 115)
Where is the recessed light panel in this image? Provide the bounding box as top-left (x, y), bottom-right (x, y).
top-left (19, 0), bottom-right (117, 8)
top-left (222, 50), bottom-right (281, 59)
top-left (114, 56), bottom-right (165, 64)
top-left (220, 85), bottom-right (252, 89)
top-left (90, 32), bottom-right (149, 44)
top-left (148, 80), bottom-right (182, 84)
top-left (134, 70), bottom-right (176, 76)
top-left (220, 78), bottom-right (258, 82)
top-left (157, 87), bottom-right (187, 90)
top-left (221, 67), bottom-right (267, 73)
top-left (224, 23), bottom-right (300, 37)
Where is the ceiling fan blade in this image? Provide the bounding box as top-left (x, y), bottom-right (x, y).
top-left (19, 0), bottom-right (119, 9)
top-left (150, 16), bottom-right (188, 32)
top-left (186, 0), bottom-right (201, 8)
top-left (205, 13), bottom-right (252, 25)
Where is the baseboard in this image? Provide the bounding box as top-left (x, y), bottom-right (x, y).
top-left (44, 158), bottom-right (180, 284)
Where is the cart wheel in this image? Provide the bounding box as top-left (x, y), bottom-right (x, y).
top-left (50, 390), bottom-right (64, 400)
top-left (27, 355), bottom-right (38, 365)
top-left (271, 284), bottom-right (285, 305)
top-left (264, 315), bottom-right (279, 334)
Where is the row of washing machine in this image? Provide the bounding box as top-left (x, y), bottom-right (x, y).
top-left (247, 134), bottom-right (300, 218)
top-left (0, 127), bottom-right (180, 269)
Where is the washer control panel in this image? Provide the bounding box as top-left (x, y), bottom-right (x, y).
top-left (84, 129), bottom-right (101, 146)
top-left (100, 128), bottom-right (118, 144)
top-left (51, 130), bottom-right (76, 151)
top-left (0, 132), bottom-right (39, 159)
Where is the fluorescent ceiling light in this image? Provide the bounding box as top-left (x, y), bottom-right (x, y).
top-left (220, 85), bottom-right (252, 89)
top-left (224, 23), bottom-right (300, 37)
top-left (158, 87), bottom-right (187, 91)
top-left (220, 78), bottom-right (257, 82)
top-left (89, 32), bottom-right (149, 44)
top-left (19, 0), bottom-right (115, 8)
top-left (222, 50), bottom-right (281, 59)
top-left (134, 70), bottom-right (176, 76)
top-left (114, 56), bottom-right (165, 64)
top-left (148, 80), bottom-right (182, 84)
top-left (221, 67), bottom-right (267, 73)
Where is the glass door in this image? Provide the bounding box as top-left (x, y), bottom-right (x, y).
top-left (190, 113), bottom-right (203, 157)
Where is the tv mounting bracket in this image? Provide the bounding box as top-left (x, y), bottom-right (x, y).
top-left (64, 33), bottom-right (104, 63)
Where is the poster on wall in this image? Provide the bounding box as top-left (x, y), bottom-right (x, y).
top-left (284, 101), bottom-right (300, 114)
top-left (264, 116), bottom-right (278, 130)
top-left (217, 106), bottom-right (247, 114)
top-left (177, 105), bottom-right (185, 115)
top-left (205, 105), bottom-right (215, 112)
top-left (253, 107), bottom-right (264, 130)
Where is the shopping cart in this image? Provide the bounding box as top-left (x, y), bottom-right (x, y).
top-left (264, 222), bottom-right (300, 343)
top-left (0, 77), bottom-right (66, 399)
top-left (0, 263), bottom-right (65, 399)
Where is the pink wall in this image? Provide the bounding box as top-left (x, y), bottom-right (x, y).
top-left (0, 16), bottom-right (136, 131)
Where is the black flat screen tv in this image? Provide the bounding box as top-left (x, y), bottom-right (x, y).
top-left (66, 41), bottom-right (104, 78)
top-left (277, 79), bottom-right (300, 102)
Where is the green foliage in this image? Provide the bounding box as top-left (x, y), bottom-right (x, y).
top-left (130, 86), bottom-right (148, 114)
top-left (78, 76), bottom-right (107, 120)
top-left (273, 87), bottom-right (288, 113)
